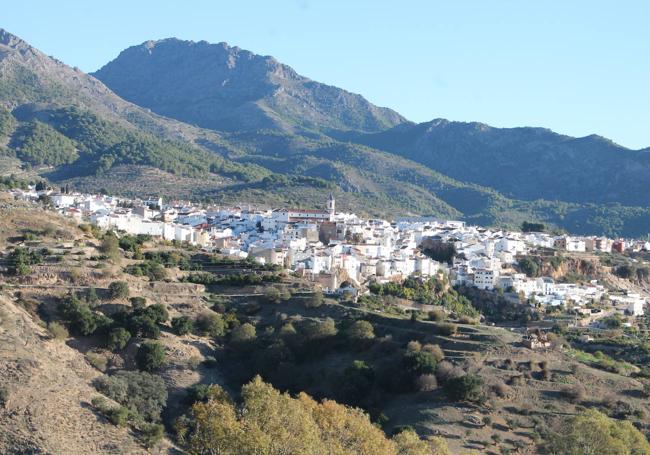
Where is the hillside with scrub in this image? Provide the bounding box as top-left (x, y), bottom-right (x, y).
top-left (2, 194), bottom-right (650, 454)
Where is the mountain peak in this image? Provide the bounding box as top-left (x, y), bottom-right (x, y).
top-left (93, 38), bottom-right (406, 133)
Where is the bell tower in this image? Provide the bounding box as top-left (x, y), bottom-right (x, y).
top-left (327, 192), bottom-right (335, 216)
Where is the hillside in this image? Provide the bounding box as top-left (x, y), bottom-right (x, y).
top-left (348, 119), bottom-right (650, 207)
top-left (2, 197), bottom-right (650, 453)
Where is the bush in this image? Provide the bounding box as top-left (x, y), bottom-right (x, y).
top-left (139, 422), bottom-right (165, 448)
top-left (94, 370), bottom-right (168, 421)
top-left (416, 374), bottom-right (438, 392)
top-left (345, 320), bottom-right (375, 341)
top-left (443, 374), bottom-right (484, 402)
top-left (136, 341), bottom-right (166, 372)
top-left (435, 322), bottom-right (458, 336)
top-left (107, 406), bottom-right (130, 427)
top-left (100, 234), bottom-right (120, 259)
top-left (422, 343), bottom-right (445, 362)
top-left (561, 384), bottom-right (586, 404)
top-left (403, 350), bottom-right (437, 376)
top-left (231, 323), bottom-right (256, 344)
top-left (107, 327), bottom-right (131, 351)
top-left (47, 321), bottom-right (69, 340)
top-left (108, 281), bottom-right (129, 300)
top-left (130, 296), bottom-right (147, 310)
top-left (172, 316), bottom-right (194, 335)
top-left (305, 291), bottom-right (324, 308)
top-left (428, 309), bottom-right (446, 322)
top-left (195, 311), bottom-right (225, 337)
top-left (87, 352), bottom-right (108, 372)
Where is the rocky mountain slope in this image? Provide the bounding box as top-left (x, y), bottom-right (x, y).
top-left (93, 38), bottom-right (406, 134)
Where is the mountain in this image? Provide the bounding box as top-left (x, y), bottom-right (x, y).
top-left (93, 38), bottom-right (406, 134)
top-left (2, 28), bottom-right (650, 237)
top-left (347, 119), bottom-right (650, 206)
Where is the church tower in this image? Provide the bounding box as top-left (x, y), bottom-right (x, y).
top-left (327, 192), bottom-right (335, 216)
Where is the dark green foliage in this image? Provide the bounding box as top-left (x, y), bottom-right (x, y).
top-left (443, 374), bottom-right (484, 402)
top-left (94, 370), bottom-right (168, 421)
top-left (341, 360), bottom-right (375, 404)
top-left (136, 341), bottom-right (166, 372)
top-left (457, 286), bottom-right (533, 323)
top-left (171, 316), bottom-right (194, 335)
top-left (108, 281), bottom-right (129, 300)
top-left (100, 233), bottom-right (120, 258)
top-left (138, 422), bottom-right (165, 448)
top-left (0, 108), bottom-right (16, 137)
top-left (57, 294), bottom-right (105, 336)
top-left (126, 305), bottom-right (169, 339)
top-left (106, 327), bottom-right (131, 351)
top-left (184, 272), bottom-right (282, 286)
top-left (403, 350), bottom-right (438, 376)
top-left (12, 121), bottom-right (78, 166)
top-left (369, 276), bottom-right (479, 317)
top-left (129, 296), bottom-right (147, 310)
top-left (522, 221), bottom-right (546, 232)
top-left (7, 247), bottom-right (46, 275)
top-left (195, 312), bottom-right (226, 337)
top-left (419, 238), bottom-right (457, 264)
top-left (614, 264), bottom-right (650, 283)
top-left (345, 320), bottom-right (375, 341)
top-left (518, 256), bottom-right (541, 278)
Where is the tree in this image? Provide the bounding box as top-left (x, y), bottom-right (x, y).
top-left (231, 323), bottom-right (256, 344)
top-left (522, 221), bottom-right (546, 233)
top-left (346, 320), bottom-right (375, 341)
top-left (443, 374), bottom-right (484, 402)
top-left (264, 287), bottom-right (282, 304)
top-left (136, 341), bottom-right (166, 372)
top-left (179, 376), bottom-right (406, 455)
top-left (172, 316), bottom-right (194, 335)
top-left (100, 233), bottom-right (120, 259)
top-left (195, 311), bottom-right (225, 337)
top-left (305, 290), bottom-right (324, 308)
top-left (518, 256), bottom-right (540, 278)
top-left (303, 318), bottom-right (337, 340)
top-left (108, 281), bottom-right (129, 300)
top-left (403, 350), bottom-right (437, 376)
top-left (107, 327), bottom-right (131, 351)
top-left (544, 409), bottom-right (650, 455)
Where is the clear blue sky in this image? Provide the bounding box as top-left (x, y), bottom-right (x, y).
top-left (3, 1), bottom-right (649, 148)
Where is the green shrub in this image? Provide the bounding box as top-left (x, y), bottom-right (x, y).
top-left (47, 321), bottom-right (69, 340)
top-left (345, 320), bottom-right (375, 341)
top-left (172, 316), bottom-right (194, 335)
top-left (94, 370), bottom-right (168, 421)
top-left (138, 422), bottom-right (165, 448)
top-left (195, 311), bottom-right (225, 337)
top-left (435, 322), bottom-right (458, 336)
top-left (444, 374), bottom-right (484, 402)
top-left (107, 327), bottom-right (131, 351)
top-left (108, 405), bottom-right (130, 427)
top-left (87, 352), bottom-right (108, 372)
top-left (136, 341), bottom-right (166, 372)
top-left (108, 281), bottom-right (129, 300)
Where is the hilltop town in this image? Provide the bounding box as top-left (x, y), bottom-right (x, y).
top-left (10, 186), bottom-right (650, 326)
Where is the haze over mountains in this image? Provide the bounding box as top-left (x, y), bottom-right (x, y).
top-left (2, 28), bottom-right (650, 236)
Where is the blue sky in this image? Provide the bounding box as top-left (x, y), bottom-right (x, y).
top-left (3, 0), bottom-right (649, 148)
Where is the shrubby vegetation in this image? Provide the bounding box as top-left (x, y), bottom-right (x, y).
top-left (94, 370), bottom-right (168, 422)
top-left (7, 247), bottom-right (48, 275)
top-left (176, 376), bottom-right (448, 455)
top-left (542, 409), bottom-right (650, 454)
top-left (368, 275), bottom-right (479, 317)
top-left (12, 120), bottom-right (78, 166)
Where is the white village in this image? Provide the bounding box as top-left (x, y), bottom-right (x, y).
top-left (9, 186), bottom-right (649, 327)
